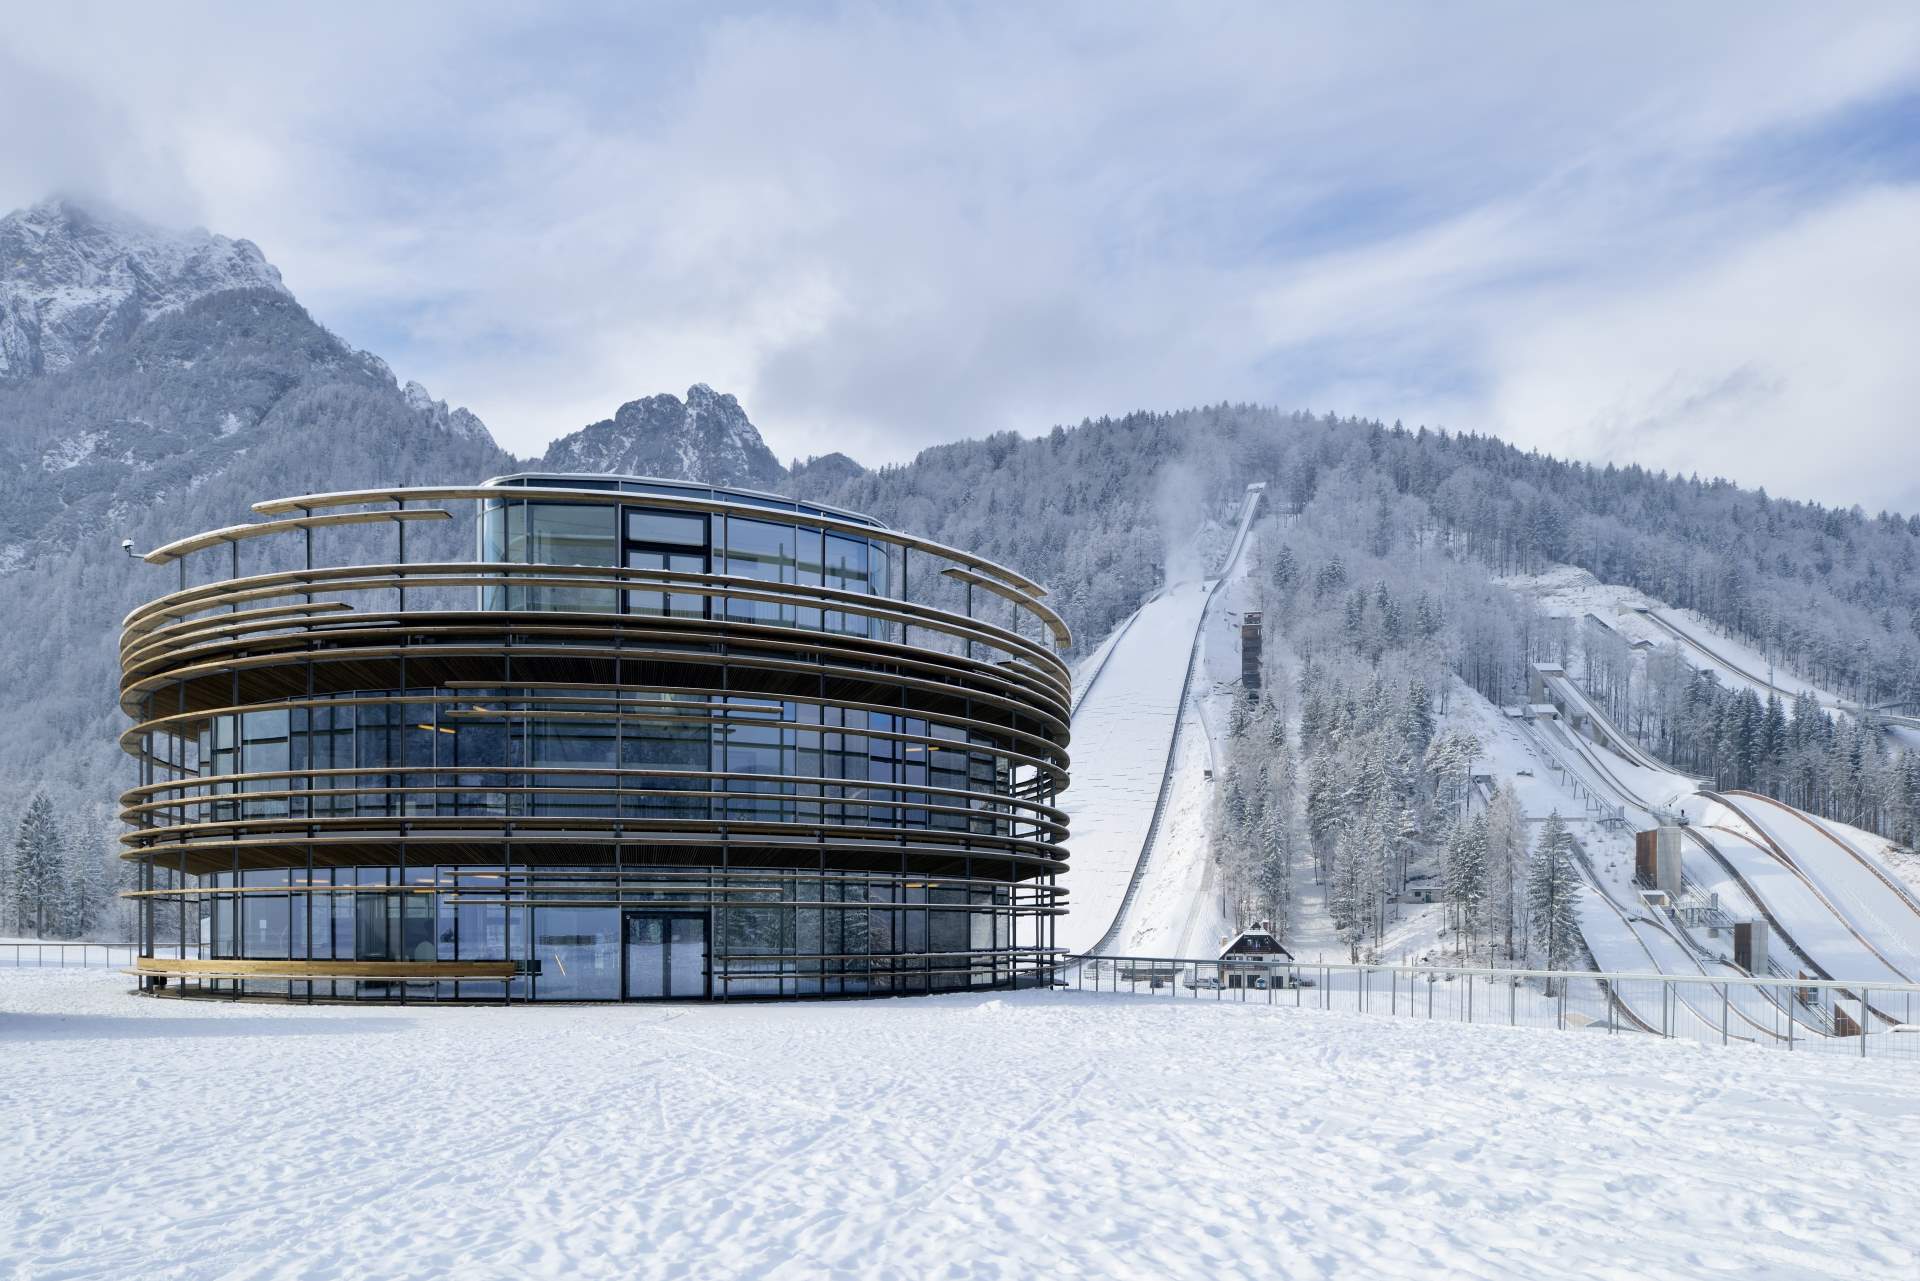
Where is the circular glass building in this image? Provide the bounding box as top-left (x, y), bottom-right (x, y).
top-left (120, 475), bottom-right (1071, 1000)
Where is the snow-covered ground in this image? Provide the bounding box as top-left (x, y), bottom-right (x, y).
top-left (7, 968), bottom-right (1920, 1281)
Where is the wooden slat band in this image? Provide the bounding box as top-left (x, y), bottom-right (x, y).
top-left (133, 957), bottom-right (515, 979)
top-left (939, 566), bottom-right (1071, 647)
top-left (117, 831), bottom-right (1069, 879)
top-left (119, 687), bottom-right (1070, 784)
top-left (123, 768), bottom-right (1067, 825)
top-left (143, 509), bottom-right (452, 565)
top-left (121, 780), bottom-right (1068, 836)
top-left (245, 484), bottom-right (1051, 600)
top-left (119, 633), bottom-right (1069, 745)
top-left (122, 561), bottom-right (1068, 672)
top-left (120, 810), bottom-right (1067, 865)
top-left (122, 600), bottom-right (355, 646)
top-left (120, 765), bottom-right (1067, 826)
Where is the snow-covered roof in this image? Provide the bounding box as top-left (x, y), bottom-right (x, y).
top-left (1220, 929), bottom-right (1292, 960)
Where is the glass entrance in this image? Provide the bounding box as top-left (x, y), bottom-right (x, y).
top-left (623, 913), bottom-right (709, 999)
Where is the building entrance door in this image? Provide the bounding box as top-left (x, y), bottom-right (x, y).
top-left (623, 913), bottom-right (709, 1000)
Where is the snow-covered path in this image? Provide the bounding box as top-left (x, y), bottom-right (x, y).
top-left (8, 969), bottom-right (1920, 1281)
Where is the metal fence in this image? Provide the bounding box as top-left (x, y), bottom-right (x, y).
top-left (1, 942), bottom-right (182, 969)
top-left (1064, 954), bottom-right (1920, 1062)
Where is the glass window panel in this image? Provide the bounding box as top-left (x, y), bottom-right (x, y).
top-left (533, 908), bottom-right (621, 1000)
top-left (525, 503), bottom-right (617, 612)
top-left (626, 509), bottom-right (707, 547)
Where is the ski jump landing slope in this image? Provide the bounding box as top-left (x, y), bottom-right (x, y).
top-left (1711, 792), bottom-right (1920, 981)
top-left (1058, 485), bottom-right (1263, 956)
top-left (1057, 584), bottom-right (1211, 952)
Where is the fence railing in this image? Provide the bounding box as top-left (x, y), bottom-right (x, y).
top-left (1, 942), bottom-right (183, 969)
top-left (1062, 954), bottom-right (1920, 1062)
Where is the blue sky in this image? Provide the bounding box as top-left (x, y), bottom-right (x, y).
top-left (4, 3), bottom-right (1920, 512)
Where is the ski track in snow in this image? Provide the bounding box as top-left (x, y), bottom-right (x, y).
top-left (6, 968), bottom-right (1919, 1281)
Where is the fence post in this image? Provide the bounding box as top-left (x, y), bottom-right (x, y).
top-left (1786, 995), bottom-right (1794, 1052)
top-left (1722, 985), bottom-right (1729, 1047)
top-left (1467, 974), bottom-right (1474, 1025)
top-left (1557, 980), bottom-right (1565, 1030)
top-left (1862, 990), bottom-right (1870, 1059)
top-left (1509, 975), bottom-right (1515, 1026)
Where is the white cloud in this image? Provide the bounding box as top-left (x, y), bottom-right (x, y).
top-left (1484, 186), bottom-right (1920, 512)
top-left (1, 3), bottom-right (1918, 507)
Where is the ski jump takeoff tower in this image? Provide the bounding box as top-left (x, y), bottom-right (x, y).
top-left (118, 475), bottom-right (1071, 1002)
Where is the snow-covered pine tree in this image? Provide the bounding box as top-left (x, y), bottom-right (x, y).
top-left (1527, 811), bottom-right (1582, 991)
top-left (1483, 784), bottom-right (1529, 960)
top-left (10, 794), bottom-right (63, 939)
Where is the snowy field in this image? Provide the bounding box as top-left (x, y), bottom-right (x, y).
top-left (6, 969), bottom-right (1919, 1281)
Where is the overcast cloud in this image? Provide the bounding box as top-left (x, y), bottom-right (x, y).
top-left (3, 3), bottom-right (1918, 510)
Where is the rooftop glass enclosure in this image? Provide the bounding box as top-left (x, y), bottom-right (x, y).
top-left (118, 475), bottom-right (1072, 1002)
top-left (477, 476), bottom-right (886, 631)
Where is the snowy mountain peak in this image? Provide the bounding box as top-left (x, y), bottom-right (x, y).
top-left (539, 384), bottom-right (788, 488)
top-left (401, 379), bottom-right (495, 445)
top-left (0, 196), bottom-right (289, 381)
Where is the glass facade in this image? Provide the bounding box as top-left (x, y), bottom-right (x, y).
top-left (125, 475), bottom-right (1067, 1003)
top-left (479, 479), bottom-right (889, 636)
top-left (172, 867), bottom-right (1023, 1000)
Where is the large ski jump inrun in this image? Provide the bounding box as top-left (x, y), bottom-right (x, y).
top-left (1057, 486), bottom-right (1262, 956)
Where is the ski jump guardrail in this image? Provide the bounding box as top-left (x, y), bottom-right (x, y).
top-left (1534, 665), bottom-right (1678, 777)
top-left (1069, 601), bottom-right (1145, 717)
top-left (1082, 482), bottom-right (1264, 957)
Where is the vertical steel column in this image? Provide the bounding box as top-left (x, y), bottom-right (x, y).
top-left (395, 499), bottom-right (408, 613)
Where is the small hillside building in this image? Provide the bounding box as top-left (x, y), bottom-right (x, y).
top-left (1217, 925), bottom-right (1294, 989)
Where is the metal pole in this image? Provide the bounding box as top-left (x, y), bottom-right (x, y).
top-left (1862, 991), bottom-right (1869, 1059)
top-left (1722, 985), bottom-right (1729, 1046)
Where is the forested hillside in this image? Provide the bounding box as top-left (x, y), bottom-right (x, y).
top-left (5, 202), bottom-right (1920, 941)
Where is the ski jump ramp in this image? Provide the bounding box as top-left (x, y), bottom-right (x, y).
top-left (1057, 484), bottom-right (1263, 955)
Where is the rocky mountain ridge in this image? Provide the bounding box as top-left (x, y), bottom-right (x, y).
top-left (0, 198), bottom-right (288, 382)
top-left (538, 383), bottom-right (790, 489)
